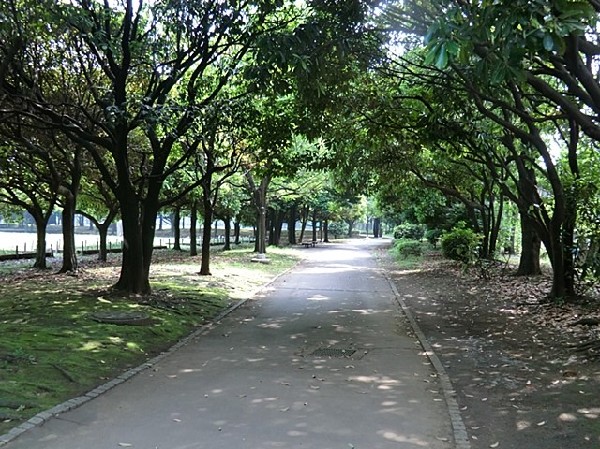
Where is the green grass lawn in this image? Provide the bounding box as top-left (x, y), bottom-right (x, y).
top-left (0, 245), bottom-right (300, 434)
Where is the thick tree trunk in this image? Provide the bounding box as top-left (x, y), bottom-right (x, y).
top-left (59, 192), bottom-right (78, 273)
top-left (311, 212), bottom-right (318, 242)
top-left (347, 221), bottom-right (354, 238)
top-left (97, 222), bottom-right (109, 262)
top-left (190, 200), bottom-right (198, 257)
top-left (373, 217), bottom-right (381, 239)
top-left (33, 213), bottom-right (49, 269)
top-left (517, 213), bottom-right (542, 276)
top-left (113, 195), bottom-right (150, 294)
top-left (288, 204), bottom-right (297, 245)
top-left (323, 219), bottom-right (330, 243)
top-left (272, 209), bottom-right (283, 246)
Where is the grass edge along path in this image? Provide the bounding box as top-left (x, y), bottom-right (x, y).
top-left (0, 246), bottom-right (301, 439)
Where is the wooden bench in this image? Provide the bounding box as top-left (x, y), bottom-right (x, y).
top-left (301, 240), bottom-right (318, 248)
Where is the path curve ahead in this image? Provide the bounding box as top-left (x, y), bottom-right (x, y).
top-left (4, 239), bottom-right (453, 449)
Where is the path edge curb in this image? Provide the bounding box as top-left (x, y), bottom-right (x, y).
top-left (384, 273), bottom-right (471, 449)
top-left (0, 260), bottom-right (298, 447)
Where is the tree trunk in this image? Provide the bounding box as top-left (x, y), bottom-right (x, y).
top-left (190, 200), bottom-right (198, 257)
top-left (97, 222), bottom-right (109, 262)
top-left (515, 161), bottom-right (542, 276)
top-left (76, 209), bottom-right (117, 262)
top-left (311, 211), bottom-right (318, 242)
top-left (234, 218), bottom-right (241, 245)
top-left (489, 196), bottom-right (503, 258)
top-left (272, 209), bottom-right (283, 246)
top-left (58, 191), bottom-right (78, 273)
top-left (517, 213), bottom-right (542, 276)
top-left (347, 221), bottom-right (354, 238)
top-left (199, 196), bottom-right (213, 275)
top-left (32, 212), bottom-right (50, 269)
top-left (323, 219), bottom-right (330, 243)
top-left (299, 205), bottom-right (309, 242)
top-left (288, 204), bottom-right (297, 245)
top-left (172, 207), bottom-right (182, 251)
top-left (223, 217), bottom-right (232, 251)
top-left (245, 172), bottom-right (270, 254)
top-left (372, 217), bottom-right (381, 239)
top-left (113, 194), bottom-right (150, 294)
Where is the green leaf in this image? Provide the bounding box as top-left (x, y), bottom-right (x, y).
top-left (435, 44), bottom-right (449, 69)
top-left (543, 34), bottom-right (555, 51)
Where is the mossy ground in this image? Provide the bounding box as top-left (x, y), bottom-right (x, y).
top-left (0, 245), bottom-right (300, 434)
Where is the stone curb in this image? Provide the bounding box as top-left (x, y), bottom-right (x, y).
top-left (384, 273), bottom-right (471, 449)
top-left (0, 261), bottom-right (297, 447)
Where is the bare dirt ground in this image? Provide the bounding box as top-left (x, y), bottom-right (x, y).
top-left (377, 249), bottom-right (600, 449)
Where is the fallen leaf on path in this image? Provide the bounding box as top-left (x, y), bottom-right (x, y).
top-left (118, 444), bottom-right (133, 447)
top-left (490, 443), bottom-right (500, 448)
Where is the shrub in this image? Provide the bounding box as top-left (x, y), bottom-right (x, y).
top-left (425, 228), bottom-right (443, 248)
top-left (440, 227), bottom-right (481, 263)
top-left (393, 223), bottom-right (426, 241)
top-left (393, 239), bottom-right (424, 259)
top-left (328, 222), bottom-right (348, 239)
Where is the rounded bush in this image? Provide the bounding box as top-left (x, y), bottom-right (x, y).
top-left (393, 223), bottom-right (426, 241)
top-left (393, 239), bottom-right (423, 259)
top-left (440, 227), bottom-right (481, 263)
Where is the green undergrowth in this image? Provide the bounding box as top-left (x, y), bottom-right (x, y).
top-left (390, 239), bottom-right (429, 269)
top-left (0, 246), bottom-right (299, 434)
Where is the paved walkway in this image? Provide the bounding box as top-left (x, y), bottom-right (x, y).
top-left (4, 239), bottom-right (454, 449)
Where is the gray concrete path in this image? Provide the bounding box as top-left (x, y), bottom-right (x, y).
top-left (4, 239), bottom-right (453, 449)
